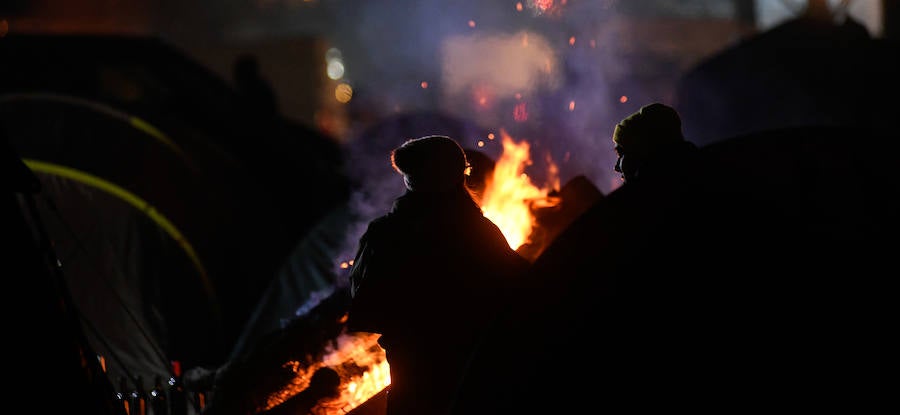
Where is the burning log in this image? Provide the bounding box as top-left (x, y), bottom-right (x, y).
top-left (257, 367), bottom-right (341, 415)
top-left (188, 289), bottom-right (392, 415)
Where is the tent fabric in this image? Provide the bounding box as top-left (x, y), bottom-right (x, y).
top-left (26, 172), bottom-right (214, 389)
top-left (1, 33), bottom-right (352, 388)
top-left (4, 127), bottom-right (122, 415)
top-left (675, 14), bottom-right (900, 146)
top-left (230, 204), bottom-right (355, 360)
top-left (0, 96), bottom-right (228, 371)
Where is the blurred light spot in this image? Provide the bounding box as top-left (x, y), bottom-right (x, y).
top-left (516, 2), bottom-right (523, 12)
top-left (340, 261), bottom-right (349, 269)
top-left (470, 84), bottom-right (496, 109)
top-left (325, 47), bottom-right (342, 62)
top-left (349, 260), bottom-right (354, 266)
top-left (443, 31), bottom-right (561, 101)
top-left (487, 133), bottom-right (495, 140)
top-left (326, 60), bottom-right (345, 80)
top-left (335, 83), bottom-right (353, 103)
top-left (590, 39), bottom-right (596, 48)
top-left (513, 102), bottom-right (528, 122)
top-left (420, 81), bottom-right (428, 89)
top-left (468, 20), bottom-right (476, 28)
top-left (515, 93), bottom-right (522, 100)
top-left (568, 100), bottom-right (575, 111)
top-left (619, 95), bottom-right (628, 103)
top-left (568, 36), bottom-right (575, 46)
top-left (477, 140), bottom-right (485, 148)
top-left (0, 20), bottom-right (8, 37)
top-left (534, 0), bottom-right (554, 13)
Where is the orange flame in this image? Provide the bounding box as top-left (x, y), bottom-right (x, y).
top-left (481, 130), bottom-right (558, 250)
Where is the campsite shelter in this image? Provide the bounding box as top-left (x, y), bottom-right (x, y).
top-left (674, 6), bottom-right (900, 146)
top-left (0, 33), bottom-right (350, 396)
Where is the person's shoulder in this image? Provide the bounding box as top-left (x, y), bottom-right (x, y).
top-left (363, 215), bottom-right (393, 234)
top-left (362, 211), bottom-right (411, 242)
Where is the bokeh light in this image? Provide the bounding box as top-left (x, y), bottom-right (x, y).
top-left (335, 83), bottom-right (353, 103)
top-left (327, 60), bottom-right (345, 80)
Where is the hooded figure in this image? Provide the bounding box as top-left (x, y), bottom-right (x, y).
top-left (613, 102), bottom-right (699, 183)
top-left (346, 135), bottom-right (529, 415)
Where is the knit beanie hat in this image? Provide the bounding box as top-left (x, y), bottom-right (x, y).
top-left (612, 103), bottom-right (684, 156)
top-left (391, 135), bottom-right (468, 191)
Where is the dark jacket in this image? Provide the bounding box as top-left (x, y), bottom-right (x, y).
top-left (347, 188), bottom-right (528, 415)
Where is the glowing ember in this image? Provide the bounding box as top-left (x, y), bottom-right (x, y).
top-left (513, 102), bottom-right (528, 122)
top-left (481, 130), bottom-right (558, 250)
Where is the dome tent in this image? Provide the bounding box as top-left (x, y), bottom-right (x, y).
top-left (0, 32), bottom-right (351, 403)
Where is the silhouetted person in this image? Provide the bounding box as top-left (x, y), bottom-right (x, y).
top-left (233, 53), bottom-right (278, 116)
top-left (612, 102), bottom-right (699, 184)
top-left (346, 135), bottom-right (529, 415)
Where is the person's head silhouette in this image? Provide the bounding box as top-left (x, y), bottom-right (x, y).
top-left (612, 102), bottom-right (688, 183)
top-left (391, 135), bottom-right (469, 193)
